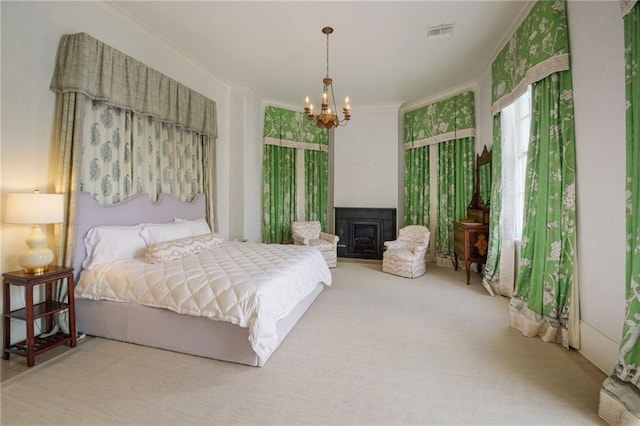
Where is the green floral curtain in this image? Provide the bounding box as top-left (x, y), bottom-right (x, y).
top-left (600, 3), bottom-right (640, 423)
top-left (509, 70), bottom-right (577, 347)
top-left (491, 0), bottom-right (570, 115)
top-left (490, 0), bottom-right (578, 341)
top-left (405, 92), bottom-right (475, 149)
top-left (262, 144), bottom-right (296, 244)
top-left (483, 115), bottom-right (503, 296)
top-left (304, 123), bottom-right (329, 229)
top-left (403, 91), bottom-right (475, 261)
top-left (403, 108), bottom-right (430, 226)
top-left (404, 146), bottom-right (430, 226)
top-left (480, 163), bottom-right (491, 205)
top-left (305, 149), bottom-right (328, 228)
top-left (436, 137), bottom-right (475, 262)
top-left (262, 106), bottom-right (329, 243)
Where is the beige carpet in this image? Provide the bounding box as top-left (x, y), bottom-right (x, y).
top-left (1, 261), bottom-right (606, 425)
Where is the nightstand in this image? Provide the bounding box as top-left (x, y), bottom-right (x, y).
top-left (3, 266), bottom-right (76, 367)
top-left (453, 220), bottom-right (489, 285)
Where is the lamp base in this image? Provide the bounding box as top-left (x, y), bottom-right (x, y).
top-left (21, 265), bottom-right (50, 275)
top-left (18, 224), bottom-right (54, 275)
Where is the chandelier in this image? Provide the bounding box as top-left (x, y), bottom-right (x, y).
top-left (304, 27), bottom-right (351, 129)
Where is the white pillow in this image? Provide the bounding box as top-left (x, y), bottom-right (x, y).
top-left (83, 225), bottom-right (147, 270)
top-left (139, 222), bottom-right (193, 245)
top-left (174, 217), bottom-right (212, 236)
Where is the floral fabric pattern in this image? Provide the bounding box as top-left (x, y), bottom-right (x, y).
top-left (382, 225), bottom-right (431, 278)
top-left (291, 221), bottom-right (339, 268)
top-left (491, 0), bottom-right (570, 115)
top-left (80, 99), bottom-right (204, 205)
top-left (262, 106), bottom-right (329, 243)
top-left (403, 91), bottom-right (475, 231)
top-left (509, 70), bottom-right (577, 347)
top-left (145, 232), bottom-right (224, 264)
top-left (436, 137), bottom-right (475, 262)
top-left (305, 149), bottom-right (328, 227)
top-left (404, 146), bottom-right (430, 226)
top-left (263, 144), bottom-right (297, 244)
top-left (404, 91), bottom-right (475, 148)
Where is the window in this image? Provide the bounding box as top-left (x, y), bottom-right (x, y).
top-left (502, 86), bottom-right (532, 240)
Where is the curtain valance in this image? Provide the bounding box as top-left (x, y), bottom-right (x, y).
top-left (622, 0), bottom-right (638, 16)
top-left (263, 106), bottom-right (328, 152)
top-left (404, 91), bottom-right (476, 150)
top-left (491, 0), bottom-right (570, 116)
top-left (50, 32), bottom-right (217, 138)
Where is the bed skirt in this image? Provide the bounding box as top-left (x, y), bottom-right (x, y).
top-left (76, 283), bottom-right (325, 367)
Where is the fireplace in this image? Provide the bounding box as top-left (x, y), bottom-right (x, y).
top-left (334, 208), bottom-right (396, 260)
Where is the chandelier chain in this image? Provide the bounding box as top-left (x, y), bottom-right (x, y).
top-left (326, 31), bottom-right (330, 78)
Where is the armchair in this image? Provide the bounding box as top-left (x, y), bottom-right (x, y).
top-left (291, 221), bottom-right (339, 268)
top-left (382, 225), bottom-right (431, 278)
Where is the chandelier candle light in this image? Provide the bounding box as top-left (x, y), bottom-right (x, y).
top-left (304, 27), bottom-right (351, 129)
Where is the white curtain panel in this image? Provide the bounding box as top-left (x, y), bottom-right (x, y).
top-left (495, 105), bottom-right (517, 297)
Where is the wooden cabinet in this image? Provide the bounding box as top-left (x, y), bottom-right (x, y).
top-left (453, 221), bottom-right (489, 285)
top-left (3, 266), bottom-right (76, 367)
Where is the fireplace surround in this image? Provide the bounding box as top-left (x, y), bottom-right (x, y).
top-left (334, 207), bottom-right (396, 260)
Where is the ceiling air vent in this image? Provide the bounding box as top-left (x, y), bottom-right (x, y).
top-left (427, 24), bottom-right (454, 39)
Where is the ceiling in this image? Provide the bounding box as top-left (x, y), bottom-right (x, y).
top-left (110, 1), bottom-right (531, 108)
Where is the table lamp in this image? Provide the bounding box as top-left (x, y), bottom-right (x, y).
top-left (5, 190), bottom-right (64, 274)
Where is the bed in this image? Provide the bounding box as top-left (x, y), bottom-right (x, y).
top-left (72, 192), bottom-right (331, 366)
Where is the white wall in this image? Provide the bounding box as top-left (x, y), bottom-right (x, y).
top-left (228, 86), bottom-right (263, 242)
top-left (567, 0), bottom-right (627, 374)
top-left (475, 68), bottom-right (494, 152)
top-left (333, 106), bottom-right (401, 212)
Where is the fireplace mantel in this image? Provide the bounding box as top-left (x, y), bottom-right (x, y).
top-left (334, 207), bottom-right (396, 260)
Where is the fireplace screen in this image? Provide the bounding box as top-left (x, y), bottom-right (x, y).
top-left (353, 224), bottom-right (377, 255)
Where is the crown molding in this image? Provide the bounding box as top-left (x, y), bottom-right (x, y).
top-left (400, 80), bottom-right (479, 113)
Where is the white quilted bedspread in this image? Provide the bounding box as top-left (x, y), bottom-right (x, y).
top-left (76, 241), bottom-right (332, 358)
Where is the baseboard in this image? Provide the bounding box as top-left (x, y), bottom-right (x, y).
top-left (579, 321), bottom-right (620, 376)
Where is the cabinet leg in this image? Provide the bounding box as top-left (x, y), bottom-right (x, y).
top-left (453, 253), bottom-right (459, 271)
top-left (465, 261), bottom-right (471, 285)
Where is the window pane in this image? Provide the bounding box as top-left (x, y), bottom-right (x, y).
top-left (510, 86), bottom-right (531, 240)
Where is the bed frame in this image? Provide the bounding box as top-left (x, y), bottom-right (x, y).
top-left (73, 192), bottom-right (324, 366)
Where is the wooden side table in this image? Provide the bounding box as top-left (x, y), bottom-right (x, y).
top-left (453, 220), bottom-right (490, 285)
top-left (3, 265), bottom-right (76, 367)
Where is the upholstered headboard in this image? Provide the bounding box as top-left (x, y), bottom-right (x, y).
top-left (72, 192), bottom-right (207, 282)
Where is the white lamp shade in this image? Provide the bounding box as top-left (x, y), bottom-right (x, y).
top-left (5, 193), bottom-right (64, 224)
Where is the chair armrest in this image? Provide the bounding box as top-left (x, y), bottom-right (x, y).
top-left (384, 240), bottom-right (407, 250)
top-left (319, 232), bottom-right (339, 246)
